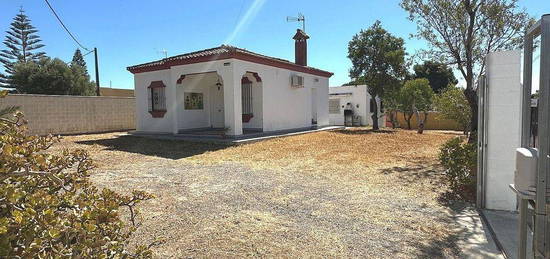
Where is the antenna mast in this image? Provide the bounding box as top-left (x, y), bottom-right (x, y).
top-left (286, 13), bottom-right (306, 32)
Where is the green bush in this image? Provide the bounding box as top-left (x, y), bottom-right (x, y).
top-left (438, 137), bottom-right (477, 201)
top-left (0, 91), bottom-right (153, 257)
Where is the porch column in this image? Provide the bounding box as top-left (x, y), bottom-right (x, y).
top-left (168, 74), bottom-right (179, 134)
top-left (218, 64), bottom-right (243, 136)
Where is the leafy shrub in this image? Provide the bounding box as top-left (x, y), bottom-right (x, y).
top-left (438, 137), bottom-right (477, 201)
top-left (0, 91), bottom-right (153, 257)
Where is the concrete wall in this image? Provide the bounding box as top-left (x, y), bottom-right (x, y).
top-left (0, 94), bottom-right (135, 135)
top-left (328, 85), bottom-right (384, 126)
top-left (390, 111), bottom-right (463, 130)
top-left (483, 50), bottom-right (522, 211)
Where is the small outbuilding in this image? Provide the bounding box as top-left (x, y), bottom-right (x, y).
top-left (127, 29), bottom-right (333, 136)
top-left (328, 85), bottom-right (384, 127)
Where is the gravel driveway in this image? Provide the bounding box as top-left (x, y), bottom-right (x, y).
top-left (54, 129), bottom-right (468, 258)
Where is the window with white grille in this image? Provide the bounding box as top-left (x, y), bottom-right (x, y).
top-left (329, 99), bottom-right (340, 114)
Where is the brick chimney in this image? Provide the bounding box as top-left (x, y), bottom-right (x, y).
top-left (293, 29), bottom-right (309, 66)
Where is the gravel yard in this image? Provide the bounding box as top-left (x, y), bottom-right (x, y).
top-left (52, 128), bottom-right (467, 258)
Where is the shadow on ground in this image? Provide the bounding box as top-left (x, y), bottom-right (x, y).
top-left (76, 135), bottom-right (228, 160)
top-left (333, 129), bottom-right (396, 135)
top-left (379, 159), bottom-right (479, 258)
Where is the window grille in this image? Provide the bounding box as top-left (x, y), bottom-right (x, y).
top-left (147, 81), bottom-right (167, 118)
top-left (329, 99), bottom-right (340, 114)
top-left (242, 79), bottom-right (253, 115)
top-left (150, 87), bottom-right (166, 111)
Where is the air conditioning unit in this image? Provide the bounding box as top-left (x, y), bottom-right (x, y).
top-left (290, 75), bottom-right (304, 88)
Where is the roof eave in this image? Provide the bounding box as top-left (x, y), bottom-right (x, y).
top-left (127, 51), bottom-right (333, 78)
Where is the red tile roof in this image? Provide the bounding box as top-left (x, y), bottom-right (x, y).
top-left (127, 45), bottom-right (333, 77)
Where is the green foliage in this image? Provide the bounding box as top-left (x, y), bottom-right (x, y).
top-left (434, 86), bottom-right (471, 133)
top-left (348, 20), bottom-right (407, 130)
top-left (0, 8), bottom-right (46, 86)
top-left (0, 92), bottom-right (154, 257)
top-left (413, 61), bottom-right (458, 93)
top-left (401, 79), bottom-right (434, 113)
top-left (71, 49), bottom-right (88, 75)
top-left (11, 57), bottom-right (96, 96)
top-left (400, 79), bottom-right (434, 133)
top-left (401, 0), bottom-right (534, 139)
top-left (439, 137), bottom-right (477, 201)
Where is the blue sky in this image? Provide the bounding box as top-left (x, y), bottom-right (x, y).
top-left (0, 0), bottom-right (547, 89)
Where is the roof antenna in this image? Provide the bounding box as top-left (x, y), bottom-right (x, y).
top-left (156, 49), bottom-right (168, 59)
top-left (286, 13), bottom-right (305, 32)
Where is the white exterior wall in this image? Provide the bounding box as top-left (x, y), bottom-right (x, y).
top-left (484, 50), bottom-right (522, 211)
top-left (134, 69), bottom-right (172, 133)
top-left (328, 85), bottom-right (384, 126)
top-left (133, 58), bottom-right (330, 135)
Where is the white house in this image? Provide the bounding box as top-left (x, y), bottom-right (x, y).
top-left (127, 30), bottom-right (333, 136)
top-left (328, 85), bottom-right (384, 127)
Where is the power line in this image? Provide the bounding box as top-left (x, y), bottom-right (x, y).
top-left (43, 0), bottom-right (90, 51)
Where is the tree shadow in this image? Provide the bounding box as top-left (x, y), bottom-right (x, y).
top-left (380, 160), bottom-right (480, 258)
top-left (333, 128), bottom-right (396, 135)
top-left (75, 135), bottom-right (229, 160)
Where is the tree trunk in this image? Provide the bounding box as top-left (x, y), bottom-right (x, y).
top-left (389, 111), bottom-right (397, 129)
top-left (464, 85), bottom-right (478, 143)
top-left (404, 112), bottom-right (412, 130)
top-left (417, 112), bottom-right (429, 134)
top-left (372, 97), bottom-right (379, 130)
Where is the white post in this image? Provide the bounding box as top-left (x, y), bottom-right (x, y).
top-left (218, 62), bottom-right (243, 136)
top-left (168, 72), bottom-right (179, 134)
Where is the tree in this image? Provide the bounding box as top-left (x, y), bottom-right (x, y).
top-left (0, 8), bottom-right (46, 86)
top-left (348, 21), bottom-right (407, 130)
top-left (71, 49), bottom-right (88, 74)
top-left (11, 57), bottom-right (95, 96)
top-left (401, 0), bottom-right (533, 140)
top-left (413, 61), bottom-right (458, 93)
top-left (434, 85), bottom-right (472, 134)
top-left (401, 78), bottom-right (434, 134)
top-left (382, 87), bottom-right (402, 129)
top-left (0, 91), bottom-right (155, 257)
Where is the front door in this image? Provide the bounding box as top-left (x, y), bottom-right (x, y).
top-left (210, 84), bottom-right (224, 128)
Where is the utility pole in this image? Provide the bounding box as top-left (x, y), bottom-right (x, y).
top-left (94, 47), bottom-right (100, 96)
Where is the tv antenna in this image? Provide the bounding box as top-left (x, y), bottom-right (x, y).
top-left (156, 49), bottom-right (168, 59)
top-left (286, 13), bottom-right (305, 32)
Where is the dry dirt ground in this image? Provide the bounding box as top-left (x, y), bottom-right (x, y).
top-left (52, 128), bottom-right (470, 258)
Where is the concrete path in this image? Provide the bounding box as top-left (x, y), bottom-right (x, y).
top-left (454, 208), bottom-right (504, 258)
top-left (483, 210), bottom-right (533, 259)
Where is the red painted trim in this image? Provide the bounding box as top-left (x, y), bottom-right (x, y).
top-left (148, 81), bottom-right (166, 89)
top-left (247, 71), bottom-right (262, 82)
top-left (233, 52), bottom-right (332, 77)
top-left (176, 75), bottom-right (186, 84)
top-left (242, 113), bottom-right (253, 122)
top-left (241, 77), bottom-right (253, 84)
top-left (149, 110), bottom-right (167, 118)
top-left (128, 50), bottom-right (333, 78)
